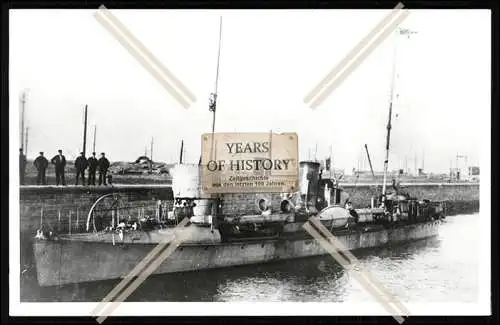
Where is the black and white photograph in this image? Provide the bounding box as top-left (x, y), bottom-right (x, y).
top-left (9, 6), bottom-right (491, 319)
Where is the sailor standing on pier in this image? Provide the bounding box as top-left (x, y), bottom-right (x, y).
top-left (98, 152), bottom-right (110, 186)
top-left (74, 152), bottom-right (88, 185)
top-left (87, 152), bottom-right (98, 185)
top-left (51, 149), bottom-right (67, 185)
top-left (34, 152), bottom-right (48, 185)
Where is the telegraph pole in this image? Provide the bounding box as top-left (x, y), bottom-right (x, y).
top-left (20, 91), bottom-right (27, 152)
top-left (150, 137), bottom-right (154, 172)
top-left (422, 150), bottom-right (425, 171)
top-left (150, 137), bottom-right (154, 162)
top-left (92, 125), bottom-right (97, 153)
top-left (25, 127), bottom-right (29, 157)
top-left (82, 105), bottom-right (88, 156)
top-left (414, 152), bottom-right (417, 176)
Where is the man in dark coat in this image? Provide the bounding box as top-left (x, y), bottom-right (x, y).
top-left (392, 178), bottom-right (400, 194)
top-left (34, 152), bottom-right (49, 185)
top-left (74, 152), bottom-right (88, 185)
top-left (87, 152), bottom-right (98, 185)
top-left (19, 148), bottom-right (27, 185)
top-left (98, 152), bottom-right (110, 186)
top-left (51, 149), bottom-right (67, 185)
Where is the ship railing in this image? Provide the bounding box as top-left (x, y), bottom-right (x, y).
top-left (34, 200), bottom-right (176, 236)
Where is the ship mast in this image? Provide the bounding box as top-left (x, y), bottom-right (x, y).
top-left (382, 28), bottom-right (399, 204)
top-left (381, 56), bottom-right (395, 203)
top-left (381, 28), bottom-right (416, 205)
top-left (209, 16), bottom-right (223, 160)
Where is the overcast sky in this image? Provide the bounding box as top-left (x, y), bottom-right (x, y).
top-left (10, 9), bottom-right (490, 173)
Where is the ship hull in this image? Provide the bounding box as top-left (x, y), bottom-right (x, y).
top-left (33, 220), bottom-right (442, 287)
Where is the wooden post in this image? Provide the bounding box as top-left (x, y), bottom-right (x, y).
top-left (58, 209), bottom-right (61, 232)
top-left (69, 210), bottom-right (72, 235)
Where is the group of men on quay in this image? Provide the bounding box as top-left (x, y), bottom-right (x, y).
top-left (19, 149), bottom-right (111, 186)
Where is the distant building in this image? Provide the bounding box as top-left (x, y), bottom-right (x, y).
top-left (322, 168), bottom-right (345, 179)
top-left (450, 165), bottom-right (476, 181)
top-left (451, 154), bottom-right (471, 181)
top-left (468, 166), bottom-right (480, 181)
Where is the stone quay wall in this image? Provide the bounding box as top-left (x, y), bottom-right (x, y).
top-left (19, 182), bottom-right (479, 235)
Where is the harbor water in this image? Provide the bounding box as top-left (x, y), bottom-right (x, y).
top-left (20, 213), bottom-right (480, 303)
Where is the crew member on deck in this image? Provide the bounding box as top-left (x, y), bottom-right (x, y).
top-left (74, 152), bottom-right (88, 185)
top-left (19, 148), bottom-right (27, 185)
top-left (345, 200), bottom-right (359, 223)
top-left (98, 152), bottom-right (110, 186)
top-left (87, 152), bottom-right (98, 185)
top-left (51, 149), bottom-right (67, 185)
top-left (392, 178), bottom-right (401, 194)
top-left (34, 152), bottom-right (48, 185)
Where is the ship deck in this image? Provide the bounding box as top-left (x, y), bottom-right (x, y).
top-left (41, 219), bottom-right (441, 246)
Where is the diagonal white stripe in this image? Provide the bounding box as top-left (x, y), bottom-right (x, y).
top-left (98, 6), bottom-right (197, 103)
top-left (94, 7), bottom-right (195, 108)
top-left (90, 218), bottom-right (189, 318)
top-left (303, 222), bottom-right (406, 323)
top-left (303, 217), bottom-right (410, 323)
top-left (309, 216), bottom-right (411, 316)
top-left (304, 3), bottom-right (405, 104)
top-left (309, 10), bottom-right (409, 109)
top-left (95, 226), bottom-right (195, 322)
top-left (304, 3), bottom-right (409, 109)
